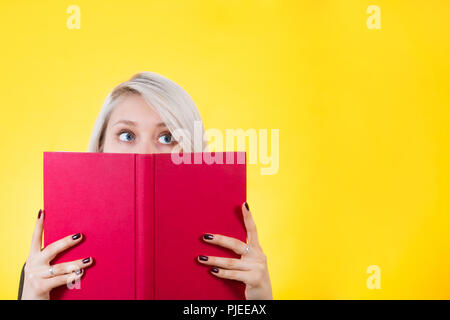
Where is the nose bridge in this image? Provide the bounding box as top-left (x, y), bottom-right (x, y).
top-left (137, 137), bottom-right (156, 154)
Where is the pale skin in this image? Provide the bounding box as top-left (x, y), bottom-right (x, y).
top-left (22, 93), bottom-right (273, 300)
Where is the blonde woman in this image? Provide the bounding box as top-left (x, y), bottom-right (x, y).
top-left (18, 72), bottom-right (273, 300)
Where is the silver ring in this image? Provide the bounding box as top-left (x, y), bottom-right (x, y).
top-left (49, 266), bottom-right (54, 276)
top-left (243, 245), bottom-right (250, 255)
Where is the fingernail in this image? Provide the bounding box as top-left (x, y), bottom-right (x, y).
top-left (203, 234), bottom-right (214, 240)
top-left (75, 269), bottom-right (83, 275)
top-left (198, 255), bottom-right (208, 261)
top-left (38, 209), bottom-right (42, 219)
top-left (244, 202), bottom-right (249, 211)
top-left (82, 257), bottom-right (91, 264)
top-left (211, 267), bottom-right (219, 273)
top-left (72, 233), bottom-right (81, 240)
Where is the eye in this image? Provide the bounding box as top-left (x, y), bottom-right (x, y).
top-left (158, 132), bottom-right (174, 145)
top-left (118, 131), bottom-right (135, 142)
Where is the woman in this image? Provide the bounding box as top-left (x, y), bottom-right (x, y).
top-left (18, 72), bottom-right (273, 300)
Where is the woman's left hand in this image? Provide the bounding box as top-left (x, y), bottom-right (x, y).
top-left (198, 202), bottom-right (273, 300)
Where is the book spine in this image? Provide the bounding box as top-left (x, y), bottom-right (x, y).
top-left (135, 154), bottom-right (155, 299)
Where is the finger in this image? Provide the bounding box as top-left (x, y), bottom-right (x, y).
top-left (41, 233), bottom-right (83, 263)
top-left (30, 209), bottom-right (44, 254)
top-left (203, 233), bottom-right (248, 255)
top-left (197, 255), bottom-right (255, 271)
top-left (44, 269), bottom-right (84, 291)
top-left (242, 202), bottom-right (260, 247)
top-left (210, 267), bottom-right (257, 286)
top-left (41, 257), bottom-right (93, 278)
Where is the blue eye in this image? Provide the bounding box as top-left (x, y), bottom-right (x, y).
top-left (119, 131), bottom-right (135, 142)
top-left (158, 133), bottom-right (174, 145)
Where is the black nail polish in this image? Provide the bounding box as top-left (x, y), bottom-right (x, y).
top-left (75, 269), bottom-right (83, 275)
top-left (244, 202), bottom-right (249, 211)
top-left (198, 255), bottom-right (208, 261)
top-left (211, 267), bottom-right (219, 273)
top-left (82, 257), bottom-right (91, 264)
top-left (203, 234), bottom-right (214, 240)
top-left (72, 233), bottom-right (81, 240)
top-left (38, 209), bottom-right (43, 219)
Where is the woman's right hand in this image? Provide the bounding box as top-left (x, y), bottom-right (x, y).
top-left (21, 209), bottom-right (93, 300)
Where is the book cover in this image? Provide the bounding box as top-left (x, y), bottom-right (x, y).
top-left (43, 151), bottom-right (247, 300)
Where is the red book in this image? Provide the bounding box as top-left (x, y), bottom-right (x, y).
top-left (43, 151), bottom-right (247, 300)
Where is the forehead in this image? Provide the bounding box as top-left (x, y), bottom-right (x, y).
top-left (109, 93), bottom-right (163, 125)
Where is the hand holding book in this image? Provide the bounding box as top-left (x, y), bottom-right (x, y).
top-left (20, 210), bottom-right (94, 300)
top-left (198, 202), bottom-right (273, 300)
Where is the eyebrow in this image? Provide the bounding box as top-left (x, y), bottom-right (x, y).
top-left (113, 120), bottom-right (167, 127)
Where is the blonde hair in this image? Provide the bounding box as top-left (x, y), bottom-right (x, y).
top-left (88, 71), bottom-right (208, 153)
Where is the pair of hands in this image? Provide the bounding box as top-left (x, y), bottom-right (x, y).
top-left (21, 202), bottom-right (272, 300)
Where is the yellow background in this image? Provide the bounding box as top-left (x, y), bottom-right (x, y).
top-left (1, 0), bottom-right (449, 299)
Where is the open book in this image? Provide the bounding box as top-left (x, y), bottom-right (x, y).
top-left (43, 151), bottom-right (247, 300)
